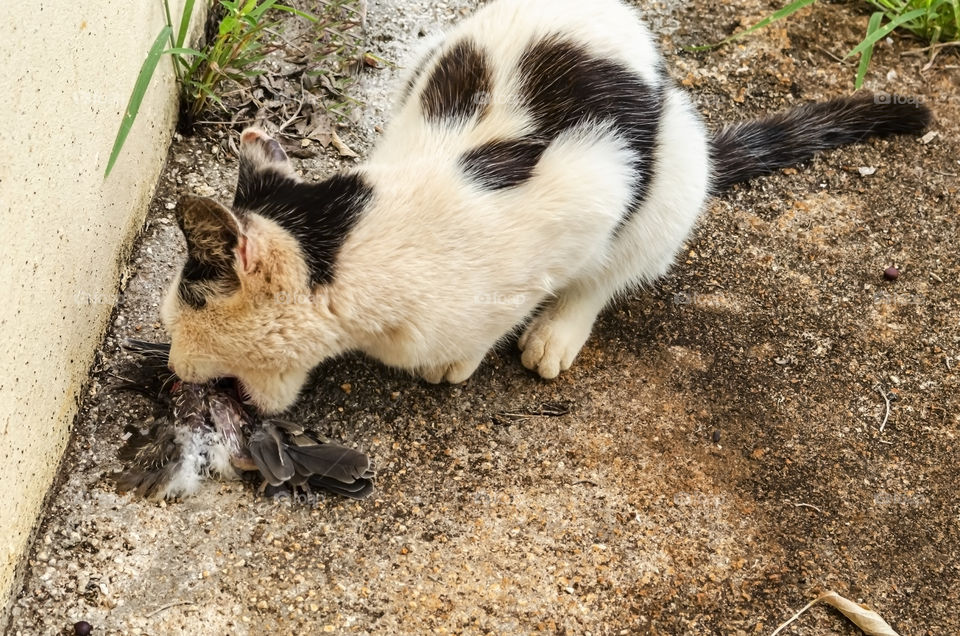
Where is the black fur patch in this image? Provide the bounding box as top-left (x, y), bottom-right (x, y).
top-left (420, 40), bottom-right (492, 124)
top-left (710, 94), bottom-right (932, 192)
top-left (234, 170), bottom-right (373, 285)
top-left (516, 36), bottom-right (662, 210)
top-left (459, 138), bottom-right (549, 190)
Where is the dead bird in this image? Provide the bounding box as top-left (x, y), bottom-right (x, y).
top-left (113, 339), bottom-right (374, 500)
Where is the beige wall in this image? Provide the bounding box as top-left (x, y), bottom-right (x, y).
top-left (0, 0), bottom-right (198, 621)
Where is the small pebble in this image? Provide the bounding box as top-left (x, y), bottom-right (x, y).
top-left (884, 266), bottom-right (900, 281)
top-left (74, 621), bottom-right (93, 636)
top-left (711, 430), bottom-right (721, 444)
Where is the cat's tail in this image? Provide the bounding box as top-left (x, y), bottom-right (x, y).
top-left (709, 93), bottom-right (931, 193)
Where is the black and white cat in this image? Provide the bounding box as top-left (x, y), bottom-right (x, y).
top-left (162, 0), bottom-right (931, 413)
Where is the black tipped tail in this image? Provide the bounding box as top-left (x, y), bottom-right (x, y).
top-left (709, 93), bottom-right (931, 193)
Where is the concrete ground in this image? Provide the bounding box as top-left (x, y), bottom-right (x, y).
top-left (6, 0), bottom-right (959, 634)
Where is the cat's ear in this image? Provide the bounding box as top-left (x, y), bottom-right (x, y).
top-left (240, 127), bottom-right (289, 164)
top-left (238, 128), bottom-right (297, 178)
top-left (175, 196), bottom-right (242, 268)
top-left (235, 128), bottom-right (299, 212)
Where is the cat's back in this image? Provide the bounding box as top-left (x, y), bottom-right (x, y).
top-left (372, 0), bottom-right (666, 162)
top-left (456, 0), bottom-right (661, 82)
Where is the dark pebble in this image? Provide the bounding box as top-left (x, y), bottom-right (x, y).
top-left (884, 266), bottom-right (900, 281)
top-left (74, 621), bottom-right (93, 636)
top-left (711, 430), bottom-right (721, 443)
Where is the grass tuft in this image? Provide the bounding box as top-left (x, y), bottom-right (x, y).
top-left (698, 0), bottom-right (960, 90)
top-left (106, 0), bottom-right (366, 178)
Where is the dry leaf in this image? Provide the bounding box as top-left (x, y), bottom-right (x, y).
top-left (771, 591), bottom-right (899, 636)
top-left (331, 131), bottom-right (358, 158)
top-left (302, 110), bottom-right (334, 147)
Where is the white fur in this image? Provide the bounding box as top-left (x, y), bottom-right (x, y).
top-left (331, 0), bottom-right (708, 381)
top-left (164, 0), bottom-right (711, 412)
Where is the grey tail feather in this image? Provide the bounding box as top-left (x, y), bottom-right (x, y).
top-left (308, 475), bottom-right (375, 500)
top-left (709, 93), bottom-right (931, 193)
top-left (248, 421), bottom-right (375, 496)
top-left (249, 425), bottom-right (296, 486)
top-left (286, 444), bottom-right (372, 483)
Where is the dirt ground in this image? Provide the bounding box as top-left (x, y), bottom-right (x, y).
top-left (6, 0), bottom-right (959, 634)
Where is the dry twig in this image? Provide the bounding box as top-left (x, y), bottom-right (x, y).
top-left (876, 387), bottom-right (892, 433)
top-left (790, 502), bottom-right (826, 515)
top-left (146, 600), bottom-right (195, 618)
top-left (770, 591), bottom-right (898, 636)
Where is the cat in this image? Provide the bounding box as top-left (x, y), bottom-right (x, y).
top-left (161, 0), bottom-right (931, 413)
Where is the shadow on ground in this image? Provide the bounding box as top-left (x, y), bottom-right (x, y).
top-left (8, 0), bottom-right (959, 634)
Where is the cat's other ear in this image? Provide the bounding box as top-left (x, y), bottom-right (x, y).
top-left (238, 127), bottom-right (298, 179)
top-left (241, 127), bottom-right (289, 163)
top-left (235, 128), bottom-right (300, 212)
top-left (175, 196), bottom-right (242, 267)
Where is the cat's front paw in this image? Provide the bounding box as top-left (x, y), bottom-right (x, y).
top-left (419, 357), bottom-right (483, 385)
top-left (518, 309), bottom-right (594, 379)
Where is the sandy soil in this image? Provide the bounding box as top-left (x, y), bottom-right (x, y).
top-left (6, 0), bottom-right (959, 634)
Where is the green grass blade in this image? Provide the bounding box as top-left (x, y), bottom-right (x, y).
top-left (845, 7), bottom-right (928, 57)
top-left (162, 0), bottom-right (176, 46)
top-left (248, 0), bottom-right (279, 22)
top-left (164, 46), bottom-right (205, 57)
top-left (687, 0), bottom-right (817, 51)
top-left (174, 0), bottom-right (197, 48)
top-left (855, 11), bottom-right (885, 89)
top-left (275, 3), bottom-right (317, 22)
top-left (220, 15), bottom-right (238, 36)
top-left (104, 25), bottom-right (173, 179)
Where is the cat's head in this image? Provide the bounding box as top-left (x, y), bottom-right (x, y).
top-left (163, 128), bottom-right (371, 412)
top-left (160, 195), bottom-right (324, 412)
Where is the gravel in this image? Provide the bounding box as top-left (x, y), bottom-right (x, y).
top-left (7, 0), bottom-right (959, 634)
